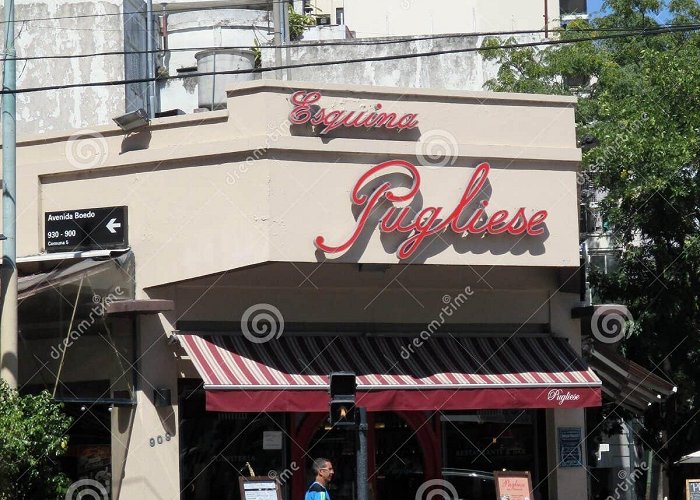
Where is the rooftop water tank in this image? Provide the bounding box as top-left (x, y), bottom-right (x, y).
top-left (195, 49), bottom-right (255, 110)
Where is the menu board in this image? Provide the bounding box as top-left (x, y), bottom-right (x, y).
top-left (687, 479), bottom-right (700, 500)
top-left (239, 477), bottom-right (281, 500)
top-left (494, 471), bottom-right (533, 500)
top-left (558, 427), bottom-right (583, 467)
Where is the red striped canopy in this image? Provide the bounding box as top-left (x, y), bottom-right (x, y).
top-left (176, 333), bottom-right (601, 412)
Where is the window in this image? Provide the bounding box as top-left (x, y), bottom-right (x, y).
top-left (560, 0), bottom-right (586, 15)
top-left (336, 8), bottom-right (344, 25)
top-left (18, 254), bottom-right (136, 403)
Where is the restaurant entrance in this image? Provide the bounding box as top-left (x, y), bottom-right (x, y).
top-left (305, 412), bottom-right (425, 500)
top-left (294, 409), bottom-right (547, 499)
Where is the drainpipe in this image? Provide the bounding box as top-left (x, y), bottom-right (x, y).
top-left (146, 0), bottom-right (156, 117)
top-left (272, 0), bottom-right (291, 80)
top-left (161, 4), bottom-right (168, 52)
top-left (272, 1), bottom-right (282, 80)
top-left (282, 0), bottom-right (291, 80)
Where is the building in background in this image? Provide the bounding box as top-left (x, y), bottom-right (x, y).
top-left (8, 0), bottom-right (588, 136)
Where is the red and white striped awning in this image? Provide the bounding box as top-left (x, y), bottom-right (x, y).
top-left (176, 333), bottom-right (601, 412)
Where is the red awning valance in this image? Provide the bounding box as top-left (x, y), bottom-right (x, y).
top-left (176, 333), bottom-right (601, 412)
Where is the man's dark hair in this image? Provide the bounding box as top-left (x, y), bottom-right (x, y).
top-left (312, 458), bottom-right (331, 475)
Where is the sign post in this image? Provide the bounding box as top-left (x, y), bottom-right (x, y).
top-left (45, 206), bottom-right (128, 253)
top-left (494, 471), bottom-right (533, 500)
top-left (238, 477), bottom-right (281, 500)
top-left (687, 479), bottom-right (700, 500)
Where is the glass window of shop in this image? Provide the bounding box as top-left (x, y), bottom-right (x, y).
top-left (18, 253), bottom-right (135, 500)
top-left (58, 404), bottom-right (113, 495)
top-left (19, 254), bottom-right (136, 401)
top-left (179, 381), bottom-right (290, 500)
top-left (441, 410), bottom-right (548, 500)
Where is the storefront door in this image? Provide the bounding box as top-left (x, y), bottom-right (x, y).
top-left (304, 412), bottom-right (427, 500)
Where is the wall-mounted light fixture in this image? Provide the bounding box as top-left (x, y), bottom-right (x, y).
top-left (113, 109), bottom-right (149, 132)
top-left (153, 387), bottom-right (172, 407)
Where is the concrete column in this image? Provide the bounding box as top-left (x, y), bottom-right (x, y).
top-left (119, 314), bottom-right (180, 499)
top-left (547, 408), bottom-right (588, 500)
top-left (548, 290), bottom-right (590, 499)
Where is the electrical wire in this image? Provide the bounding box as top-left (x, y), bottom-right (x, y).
top-left (5, 24), bottom-right (700, 62)
top-left (3, 24), bottom-right (698, 95)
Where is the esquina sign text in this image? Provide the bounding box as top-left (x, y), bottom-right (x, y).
top-left (314, 160), bottom-right (549, 260)
top-left (289, 90), bottom-right (419, 135)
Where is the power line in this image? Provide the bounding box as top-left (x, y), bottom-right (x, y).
top-left (6, 24), bottom-right (700, 63)
top-left (3, 24), bottom-right (699, 95)
top-left (1, 31), bottom-right (550, 62)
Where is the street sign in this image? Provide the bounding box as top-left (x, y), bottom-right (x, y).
top-left (45, 206), bottom-right (128, 253)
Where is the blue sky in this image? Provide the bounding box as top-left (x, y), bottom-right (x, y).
top-left (587, 0), bottom-right (673, 21)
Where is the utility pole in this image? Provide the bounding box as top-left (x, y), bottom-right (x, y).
top-left (1, 0), bottom-right (18, 388)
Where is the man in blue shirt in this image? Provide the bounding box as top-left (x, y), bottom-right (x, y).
top-left (305, 458), bottom-right (334, 500)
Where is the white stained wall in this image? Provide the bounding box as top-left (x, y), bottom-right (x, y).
top-left (9, 0), bottom-right (126, 136)
top-left (343, 0), bottom-right (560, 37)
top-left (7, 0), bottom-right (271, 135)
top-left (260, 33), bottom-right (543, 92)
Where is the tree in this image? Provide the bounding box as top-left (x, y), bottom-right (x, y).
top-left (288, 5), bottom-right (316, 41)
top-left (482, 0), bottom-right (700, 495)
top-left (0, 380), bottom-right (72, 499)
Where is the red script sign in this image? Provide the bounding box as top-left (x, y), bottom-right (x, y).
top-left (314, 160), bottom-right (548, 259)
top-left (289, 91), bottom-right (419, 135)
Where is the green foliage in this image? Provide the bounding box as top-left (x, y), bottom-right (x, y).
top-left (481, 0), bottom-right (700, 466)
top-left (0, 381), bottom-right (72, 500)
top-left (289, 5), bottom-right (316, 41)
top-left (251, 38), bottom-right (262, 69)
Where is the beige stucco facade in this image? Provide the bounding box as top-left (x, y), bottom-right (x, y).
top-left (7, 80), bottom-right (590, 500)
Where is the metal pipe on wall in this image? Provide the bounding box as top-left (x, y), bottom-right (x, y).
top-left (272, 0), bottom-right (282, 79)
top-left (0, 0), bottom-right (18, 388)
top-left (272, 0), bottom-right (291, 80)
top-left (146, 0), bottom-right (156, 117)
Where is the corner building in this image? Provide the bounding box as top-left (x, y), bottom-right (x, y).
top-left (12, 81), bottom-right (599, 499)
